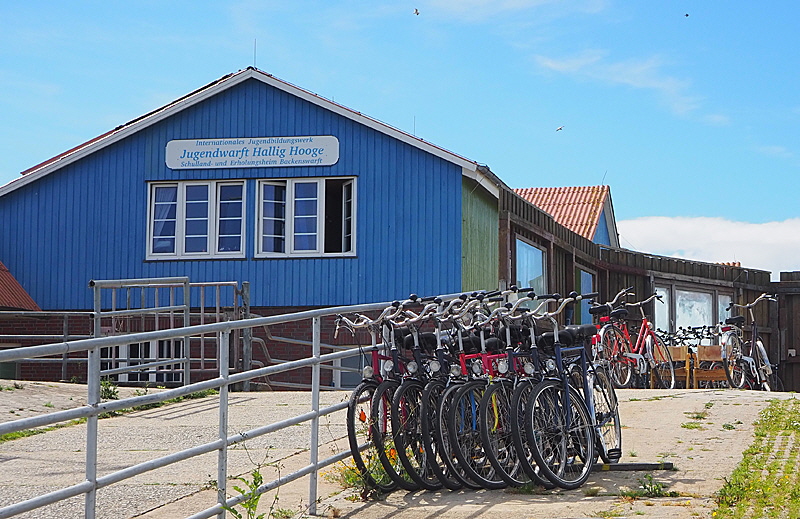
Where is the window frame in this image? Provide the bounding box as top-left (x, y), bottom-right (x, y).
top-left (654, 281), bottom-right (734, 333)
top-left (255, 177), bottom-right (357, 258)
top-left (147, 180), bottom-right (246, 260)
top-left (514, 237), bottom-right (548, 296)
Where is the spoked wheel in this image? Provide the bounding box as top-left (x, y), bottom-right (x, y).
top-left (754, 339), bottom-right (774, 392)
top-left (525, 379), bottom-right (595, 490)
top-left (436, 381), bottom-right (482, 490)
top-left (346, 380), bottom-right (398, 493)
top-left (420, 378), bottom-right (463, 490)
top-left (479, 379), bottom-right (526, 487)
top-left (648, 333), bottom-right (675, 390)
top-left (722, 332), bottom-right (746, 389)
top-left (598, 326), bottom-right (633, 389)
top-left (590, 366), bottom-right (622, 463)
top-left (510, 378), bottom-right (555, 489)
top-left (370, 379), bottom-right (420, 491)
top-left (391, 379), bottom-right (442, 490)
top-left (447, 379), bottom-right (507, 490)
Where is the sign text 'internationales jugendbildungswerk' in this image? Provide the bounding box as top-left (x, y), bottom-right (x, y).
top-left (165, 136), bottom-right (339, 169)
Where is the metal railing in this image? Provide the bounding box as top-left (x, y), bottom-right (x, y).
top-left (0, 299), bottom-right (393, 519)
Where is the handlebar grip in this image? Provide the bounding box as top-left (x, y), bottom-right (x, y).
top-left (483, 289), bottom-right (502, 298)
top-left (537, 293), bottom-right (561, 300)
top-left (580, 291), bottom-right (600, 300)
top-left (487, 296), bottom-right (504, 302)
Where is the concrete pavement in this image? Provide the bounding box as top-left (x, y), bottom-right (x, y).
top-left (0, 380), bottom-right (793, 518)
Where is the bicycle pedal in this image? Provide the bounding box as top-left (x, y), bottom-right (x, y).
top-left (606, 448), bottom-right (621, 460)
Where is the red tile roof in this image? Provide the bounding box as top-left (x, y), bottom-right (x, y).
top-left (514, 185), bottom-right (610, 241)
top-left (0, 261), bottom-right (40, 311)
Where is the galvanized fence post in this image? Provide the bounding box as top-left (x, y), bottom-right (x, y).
top-left (308, 316), bottom-right (321, 515)
top-left (86, 283), bottom-right (103, 519)
top-left (217, 330), bottom-right (230, 519)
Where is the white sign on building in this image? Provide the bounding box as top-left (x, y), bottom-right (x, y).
top-left (165, 136), bottom-right (339, 169)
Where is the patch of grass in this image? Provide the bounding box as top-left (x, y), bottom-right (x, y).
top-left (628, 450), bottom-right (638, 458)
top-left (714, 398), bottom-right (800, 518)
top-left (684, 410), bottom-right (708, 420)
top-left (681, 421), bottom-right (704, 430)
top-left (583, 486), bottom-right (602, 497)
top-left (43, 401), bottom-right (55, 408)
top-left (0, 418), bottom-right (87, 444)
top-left (620, 474), bottom-right (680, 499)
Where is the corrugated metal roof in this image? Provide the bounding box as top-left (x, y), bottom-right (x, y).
top-left (514, 185), bottom-right (609, 241)
top-left (0, 261), bottom-right (40, 311)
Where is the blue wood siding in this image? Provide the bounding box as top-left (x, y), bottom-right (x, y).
top-left (0, 79), bottom-right (463, 309)
top-left (594, 209), bottom-right (611, 246)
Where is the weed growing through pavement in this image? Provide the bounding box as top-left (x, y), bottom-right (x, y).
top-left (620, 474), bottom-right (679, 499)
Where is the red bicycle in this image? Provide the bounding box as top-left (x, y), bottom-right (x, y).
top-left (592, 290), bottom-right (675, 389)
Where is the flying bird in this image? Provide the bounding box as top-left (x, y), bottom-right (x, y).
top-left (413, 8), bottom-right (419, 15)
top-left (556, 126), bottom-right (564, 131)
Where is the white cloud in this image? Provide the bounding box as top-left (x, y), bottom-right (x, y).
top-left (617, 216), bottom-right (800, 280)
top-left (755, 145), bottom-right (793, 159)
top-left (534, 51), bottom-right (701, 115)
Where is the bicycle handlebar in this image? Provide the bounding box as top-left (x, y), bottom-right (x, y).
top-left (727, 293), bottom-right (777, 311)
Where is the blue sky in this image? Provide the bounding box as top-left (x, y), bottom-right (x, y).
top-left (2, 1), bottom-right (799, 276)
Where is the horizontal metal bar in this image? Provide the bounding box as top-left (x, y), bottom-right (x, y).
top-left (0, 292), bottom-right (461, 364)
top-left (96, 305), bottom-right (188, 318)
top-left (88, 277), bottom-right (190, 288)
top-left (0, 335), bottom-right (91, 341)
top-left (100, 358), bottom-right (185, 376)
top-left (96, 439), bottom-right (226, 488)
top-left (0, 480), bottom-right (94, 519)
top-left (187, 443), bottom-right (354, 519)
top-left (0, 311), bottom-right (92, 317)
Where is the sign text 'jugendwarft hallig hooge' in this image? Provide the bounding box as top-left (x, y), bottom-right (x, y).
top-left (165, 136), bottom-right (339, 169)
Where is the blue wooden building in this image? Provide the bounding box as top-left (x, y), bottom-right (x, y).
top-left (0, 68), bottom-right (500, 311)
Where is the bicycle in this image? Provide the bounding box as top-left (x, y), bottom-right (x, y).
top-left (523, 291), bottom-right (621, 490)
top-left (592, 290), bottom-right (675, 390)
top-left (720, 293), bottom-right (782, 391)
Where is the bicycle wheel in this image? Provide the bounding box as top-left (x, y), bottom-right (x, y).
top-left (509, 378), bottom-right (555, 489)
top-left (754, 339), bottom-right (773, 392)
top-left (590, 366), bottom-right (621, 463)
top-left (436, 381), bottom-right (482, 490)
top-left (420, 378), bottom-right (463, 490)
top-left (391, 379), bottom-right (442, 491)
top-left (479, 379), bottom-right (526, 487)
top-left (447, 379), bottom-right (507, 490)
top-left (722, 332), bottom-right (746, 389)
top-left (347, 380), bottom-right (398, 493)
top-left (598, 326), bottom-right (633, 389)
top-left (526, 379), bottom-right (595, 490)
top-left (370, 379), bottom-right (420, 491)
top-left (648, 333), bottom-right (675, 390)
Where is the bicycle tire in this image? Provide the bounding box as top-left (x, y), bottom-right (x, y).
top-left (648, 332), bottom-right (675, 390)
top-left (346, 380), bottom-right (398, 493)
top-left (420, 378), bottom-right (463, 490)
top-left (447, 379), bottom-right (507, 490)
top-left (509, 378), bottom-right (555, 489)
top-left (391, 379), bottom-right (442, 491)
top-left (479, 379), bottom-right (526, 487)
top-left (526, 379), bottom-right (595, 490)
top-left (722, 332), bottom-right (746, 389)
top-left (590, 366), bottom-right (622, 463)
top-left (436, 381), bottom-right (482, 490)
top-left (370, 379), bottom-right (420, 491)
top-left (598, 326), bottom-right (633, 389)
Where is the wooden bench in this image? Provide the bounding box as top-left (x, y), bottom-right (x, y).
top-left (669, 344), bottom-right (727, 388)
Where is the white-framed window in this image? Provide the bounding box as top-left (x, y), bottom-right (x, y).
top-left (100, 339), bottom-right (184, 383)
top-left (148, 181), bottom-right (245, 259)
top-left (515, 238), bottom-right (547, 296)
top-left (257, 177), bottom-right (356, 257)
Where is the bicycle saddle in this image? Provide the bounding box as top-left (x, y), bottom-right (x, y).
top-left (725, 316), bottom-right (745, 326)
top-left (536, 330), bottom-right (575, 348)
top-left (402, 332), bottom-right (438, 354)
top-left (564, 324), bottom-right (598, 341)
top-left (609, 308), bottom-right (628, 319)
